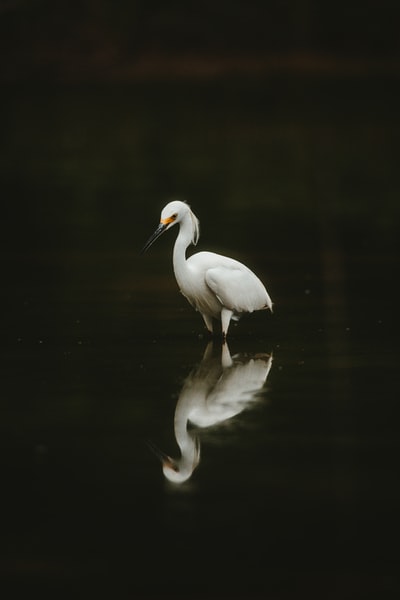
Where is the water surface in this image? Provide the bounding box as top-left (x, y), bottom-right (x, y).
top-left (1, 78), bottom-right (399, 598)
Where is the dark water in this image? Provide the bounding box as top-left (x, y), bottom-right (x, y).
top-left (1, 78), bottom-right (399, 599)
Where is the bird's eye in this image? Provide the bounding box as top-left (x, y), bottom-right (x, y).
top-left (172, 213), bottom-right (177, 219)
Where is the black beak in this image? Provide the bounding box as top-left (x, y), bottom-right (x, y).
top-left (140, 223), bottom-right (167, 254)
top-left (146, 440), bottom-right (173, 465)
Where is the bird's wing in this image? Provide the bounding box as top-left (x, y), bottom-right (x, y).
top-left (205, 265), bottom-right (269, 313)
top-left (207, 357), bottom-right (271, 410)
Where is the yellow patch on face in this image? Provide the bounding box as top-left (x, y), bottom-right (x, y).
top-left (161, 215), bottom-right (176, 225)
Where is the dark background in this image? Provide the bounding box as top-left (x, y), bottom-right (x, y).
top-left (1, 0), bottom-right (399, 83)
top-left (2, 0), bottom-right (399, 234)
top-left (1, 3), bottom-right (400, 600)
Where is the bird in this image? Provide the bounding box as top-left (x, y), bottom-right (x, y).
top-left (141, 200), bottom-right (273, 339)
top-left (149, 341), bottom-right (273, 483)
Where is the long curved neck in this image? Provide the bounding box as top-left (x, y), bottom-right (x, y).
top-left (174, 406), bottom-right (193, 452)
top-left (173, 215), bottom-right (193, 284)
top-left (173, 393), bottom-right (199, 477)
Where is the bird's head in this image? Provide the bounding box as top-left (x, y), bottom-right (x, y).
top-left (147, 437), bottom-right (200, 484)
top-left (141, 200), bottom-right (200, 254)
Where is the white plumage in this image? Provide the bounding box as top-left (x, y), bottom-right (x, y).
top-left (141, 200), bottom-right (272, 338)
top-left (149, 342), bottom-right (273, 483)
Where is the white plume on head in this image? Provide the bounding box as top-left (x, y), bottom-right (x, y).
top-left (189, 208), bottom-right (200, 246)
top-left (160, 199), bottom-right (200, 246)
top-left (175, 200), bottom-right (200, 246)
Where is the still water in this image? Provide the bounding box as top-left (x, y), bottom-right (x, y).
top-left (1, 77), bottom-right (399, 598)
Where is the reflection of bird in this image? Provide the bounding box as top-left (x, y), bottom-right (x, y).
top-left (141, 200), bottom-right (273, 339)
top-left (149, 342), bottom-right (273, 483)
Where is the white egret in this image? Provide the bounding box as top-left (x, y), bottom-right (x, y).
top-left (141, 200), bottom-right (273, 339)
top-left (149, 342), bottom-right (273, 483)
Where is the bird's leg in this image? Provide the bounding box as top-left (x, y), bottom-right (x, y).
top-left (221, 341), bottom-right (233, 367)
top-left (201, 313), bottom-right (214, 336)
top-left (221, 308), bottom-right (233, 341)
